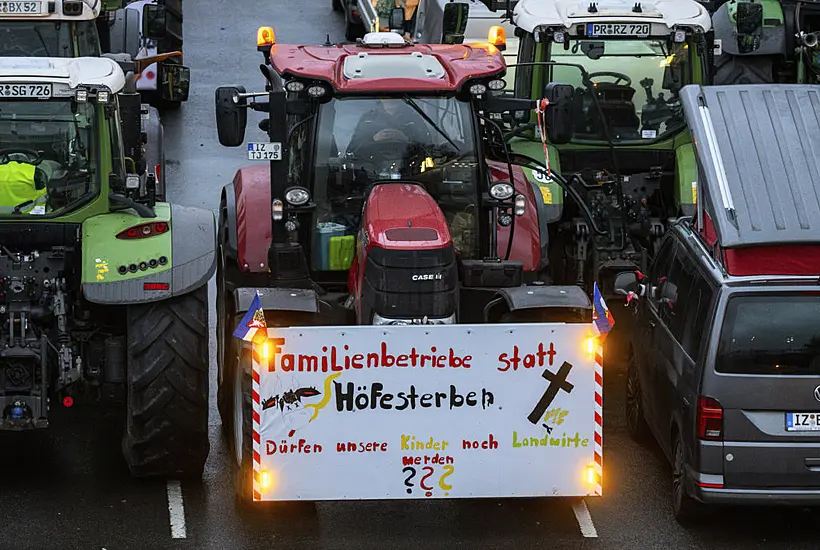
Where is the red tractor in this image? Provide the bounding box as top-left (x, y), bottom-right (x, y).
top-left (214, 28), bottom-right (586, 501)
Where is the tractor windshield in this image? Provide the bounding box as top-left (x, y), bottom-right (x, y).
top-left (0, 99), bottom-right (98, 216)
top-left (549, 38), bottom-right (693, 144)
top-left (311, 95), bottom-right (480, 261)
top-left (0, 21), bottom-right (100, 57)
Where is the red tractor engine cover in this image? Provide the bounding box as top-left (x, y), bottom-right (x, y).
top-left (349, 183), bottom-right (458, 324)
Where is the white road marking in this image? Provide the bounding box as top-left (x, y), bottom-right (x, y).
top-left (572, 499), bottom-right (598, 538)
top-left (166, 480), bottom-right (187, 539)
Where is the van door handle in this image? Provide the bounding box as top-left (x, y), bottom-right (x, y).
top-left (805, 458), bottom-right (820, 469)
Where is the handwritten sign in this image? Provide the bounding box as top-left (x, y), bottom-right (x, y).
top-left (253, 323), bottom-right (598, 501)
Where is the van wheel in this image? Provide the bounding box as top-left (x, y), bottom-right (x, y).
top-left (625, 354), bottom-right (650, 443)
top-left (672, 435), bottom-right (703, 524)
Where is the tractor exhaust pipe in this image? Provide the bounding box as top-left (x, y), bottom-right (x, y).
top-left (798, 31), bottom-right (820, 48)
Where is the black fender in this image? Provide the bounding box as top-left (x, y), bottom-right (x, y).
top-left (220, 183), bottom-right (239, 261)
top-left (483, 285), bottom-right (592, 323)
top-left (140, 104), bottom-right (166, 200)
top-left (233, 287), bottom-right (319, 315)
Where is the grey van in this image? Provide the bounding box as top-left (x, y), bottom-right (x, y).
top-left (614, 83), bottom-right (820, 523)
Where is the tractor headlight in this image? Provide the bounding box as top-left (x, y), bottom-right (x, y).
top-left (553, 31), bottom-right (566, 44)
top-left (673, 29), bottom-right (686, 43)
top-left (97, 90), bottom-right (110, 104)
top-left (286, 81), bottom-right (305, 93)
top-left (489, 182), bottom-right (514, 200)
top-left (307, 85), bottom-right (326, 98)
top-left (488, 79), bottom-right (506, 91)
top-left (285, 186), bottom-right (310, 206)
top-left (75, 89), bottom-right (88, 103)
top-left (469, 83), bottom-right (487, 96)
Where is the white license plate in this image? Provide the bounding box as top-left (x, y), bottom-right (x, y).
top-left (786, 412), bottom-right (820, 431)
top-left (0, 83), bottom-right (52, 99)
top-left (248, 142), bottom-right (282, 161)
top-left (0, 1), bottom-right (43, 14)
top-left (587, 23), bottom-right (650, 37)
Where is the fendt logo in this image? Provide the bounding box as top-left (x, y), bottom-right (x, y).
top-left (412, 273), bottom-right (443, 281)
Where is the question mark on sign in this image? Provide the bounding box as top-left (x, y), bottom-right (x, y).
top-left (438, 464), bottom-right (454, 495)
top-left (402, 466), bottom-right (416, 494)
top-left (420, 466), bottom-right (435, 496)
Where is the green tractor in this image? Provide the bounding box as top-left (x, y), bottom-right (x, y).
top-left (0, 0), bottom-right (190, 200)
top-left (0, 56), bottom-right (214, 479)
top-left (502, 0), bottom-right (714, 293)
top-left (0, 0), bottom-right (190, 107)
top-left (707, 0), bottom-right (820, 84)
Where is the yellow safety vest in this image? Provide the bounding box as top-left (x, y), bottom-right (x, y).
top-left (0, 162), bottom-right (48, 214)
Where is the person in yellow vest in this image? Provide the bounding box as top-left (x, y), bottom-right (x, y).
top-left (0, 158), bottom-right (48, 214)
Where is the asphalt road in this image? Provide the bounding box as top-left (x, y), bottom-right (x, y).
top-left (2, 1), bottom-right (820, 548)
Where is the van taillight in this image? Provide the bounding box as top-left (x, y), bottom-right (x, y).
top-left (697, 396), bottom-right (723, 441)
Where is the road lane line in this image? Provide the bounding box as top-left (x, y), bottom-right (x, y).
top-left (166, 480), bottom-right (187, 539)
top-left (572, 499), bottom-right (598, 538)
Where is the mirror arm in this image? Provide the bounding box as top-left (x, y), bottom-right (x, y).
top-left (482, 96), bottom-right (536, 113)
top-left (109, 193), bottom-right (157, 218)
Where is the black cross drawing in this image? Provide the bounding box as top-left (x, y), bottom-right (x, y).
top-left (527, 361), bottom-right (574, 425)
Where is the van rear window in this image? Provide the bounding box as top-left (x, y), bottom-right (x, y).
top-left (716, 295), bottom-right (820, 375)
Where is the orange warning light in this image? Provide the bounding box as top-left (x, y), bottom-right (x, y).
top-left (257, 26), bottom-right (276, 48)
top-left (488, 26), bottom-right (506, 51)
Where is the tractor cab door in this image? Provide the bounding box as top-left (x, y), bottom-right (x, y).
top-left (156, 0), bottom-right (182, 57)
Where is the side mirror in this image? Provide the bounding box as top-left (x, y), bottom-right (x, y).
top-left (735, 1), bottom-right (763, 53)
top-left (442, 1), bottom-right (469, 44)
top-left (658, 280), bottom-right (678, 306)
top-left (215, 86), bottom-right (248, 147)
top-left (540, 82), bottom-right (575, 144)
top-left (614, 271), bottom-right (638, 296)
top-left (142, 4), bottom-right (167, 40)
top-left (159, 64), bottom-right (191, 102)
top-left (389, 7), bottom-right (405, 31)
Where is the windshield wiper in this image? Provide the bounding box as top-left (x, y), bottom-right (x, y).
top-left (401, 96), bottom-right (460, 152)
top-left (12, 199), bottom-right (34, 214)
top-left (34, 27), bottom-right (50, 56)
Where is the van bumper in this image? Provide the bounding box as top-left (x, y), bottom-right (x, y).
top-left (689, 469), bottom-right (820, 505)
top-left (696, 486), bottom-right (820, 505)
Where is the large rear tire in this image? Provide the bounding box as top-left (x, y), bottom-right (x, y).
top-left (123, 286), bottom-right (210, 479)
top-left (713, 54), bottom-right (775, 85)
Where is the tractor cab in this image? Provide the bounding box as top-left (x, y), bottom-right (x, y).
top-left (0, 0), bottom-right (104, 58)
top-left (0, 57), bottom-right (157, 218)
top-left (215, 29), bottom-right (583, 328)
top-left (503, 0), bottom-right (714, 294)
top-left (0, 0), bottom-right (190, 105)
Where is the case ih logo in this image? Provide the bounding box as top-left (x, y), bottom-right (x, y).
top-left (412, 273), bottom-right (443, 281)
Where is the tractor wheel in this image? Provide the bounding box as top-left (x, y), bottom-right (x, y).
top-left (122, 286), bottom-right (210, 479)
top-left (345, 17), bottom-right (365, 41)
top-left (625, 353), bottom-right (650, 443)
top-left (713, 54), bottom-right (775, 85)
top-left (333, 0), bottom-right (343, 12)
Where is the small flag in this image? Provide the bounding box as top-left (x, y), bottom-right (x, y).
top-left (592, 282), bottom-right (615, 340)
top-left (233, 292), bottom-right (268, 344)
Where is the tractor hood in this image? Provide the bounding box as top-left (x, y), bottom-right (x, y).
top-left (362, 183), bottom-right (452, 252)
top-left (269, 42), bottom-right (505, 93)
top-left (513, 0), bottom-right (711, 34)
